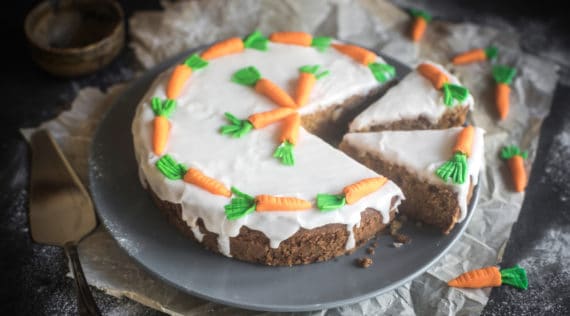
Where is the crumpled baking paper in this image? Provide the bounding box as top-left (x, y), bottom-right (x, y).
top-left (22, 0), bottom-right (559, 315)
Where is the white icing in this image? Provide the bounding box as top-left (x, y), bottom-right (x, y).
top-left (342, 127), bottom-right (485, 221)
top-left (132, 42), bottom-right (404, 256)
top-left (349, 61), bottom-right (475, 131)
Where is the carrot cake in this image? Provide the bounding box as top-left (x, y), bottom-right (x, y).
top-left (340, 126), bottom-right (485, 234)
top-left (131, 31), bottom-right (404, 266)
top-left (349, 62), bottom-right (474, 132)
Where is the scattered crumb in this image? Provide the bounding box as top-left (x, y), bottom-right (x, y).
top-left (356, 257), bottom-right (373, 268)
top-left (366, 247), bottom-right (375, 255)
top-left (393, 242), bottom-right (404, 248)
top-left (393, 233), bottom-right (412, 244)
top-left (371, 241), bottom-right (378, 248)
top-left (390, 220), bottom-right (403, 235)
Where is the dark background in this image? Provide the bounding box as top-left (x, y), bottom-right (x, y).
top-left (1, 0), bottom-right (569, 314)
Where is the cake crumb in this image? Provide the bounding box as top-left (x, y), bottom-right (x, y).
top-left (356, 257), bottom-right (373, 268)
top-left (390, 220), bottom-right (403, 235)
top-left (366, 247), bottom-right (375, 255)
top-left (371, 241), bottom-right (378, 248)
top-left (393, 242), bottom-right (404, 248)
top-left (393, 233), bottom-right (412, 244)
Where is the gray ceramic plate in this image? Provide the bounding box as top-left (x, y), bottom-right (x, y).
top-left (89, 48), bottom-right (479, 312)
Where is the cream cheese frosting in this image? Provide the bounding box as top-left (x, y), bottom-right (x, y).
top-left (342, 127), bottom-right (485, 222)
top-left (132, 41), bottom-right (404, 257)
top-left (349, 61), bottom-right (474, 132)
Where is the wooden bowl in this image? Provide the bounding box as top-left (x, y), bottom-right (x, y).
top-left (24, 0), bottom-right (125, 77)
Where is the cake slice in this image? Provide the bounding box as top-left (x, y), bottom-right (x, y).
top-left (349, 61), bottom-right (474, 132)
top-left (340, 127), bottom-right (484, 233)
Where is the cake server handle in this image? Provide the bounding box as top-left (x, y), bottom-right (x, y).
top-left (64, 243), bottom-right (102, 316)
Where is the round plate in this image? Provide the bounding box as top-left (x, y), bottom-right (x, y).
top-left (89, 48), bottom-right (479, 312)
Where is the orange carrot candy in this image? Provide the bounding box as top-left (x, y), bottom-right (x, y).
top-left (452, 46), bottom-right (499, 65)
top-left (409, 9), bottom-right (432, 42)
top-left (150, 97), bottom-right (177, 155)
top-left (294, 65), bottom-right (330, 107)
top-left (220, 108), bottom-right (295, 138)
top-left (417, 63), bottom-right (470, 107)
top-left (231, 66), bottom-right (297, 108)
top-left (492, 65), bottom-right (517, 120)
top-left (436, 125), bottom-right (474, 184)
top-left (273, 113), bottom-right (300, 166)
top-left (331, 43), bottom-right (396, 83)
top-left (224, 187), bottom-right (311, 220)
top-left (156, 155), bottom-right (231, 197)
top-left (448, 265), bottom-right (528, 290)
top-left (166, 54), bottom-right (209, 99)
top-left (316, 177), bottom-right (388, 211)
top-left (501, 145), bottom-right (528, 192)
top-left (417, 63), bottom-right (449, 89)
top-left (269, 32), bottom-right (332, 52)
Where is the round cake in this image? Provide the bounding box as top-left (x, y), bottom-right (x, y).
top-left (132, 32), bottom-right (405, 266)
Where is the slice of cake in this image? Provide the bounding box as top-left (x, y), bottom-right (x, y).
top-left (349, 62), bottom-right (474, 132)
top-left (340, 126), bottom-right (484, 233)
top-left (132, 32), bottom-right (404, 266)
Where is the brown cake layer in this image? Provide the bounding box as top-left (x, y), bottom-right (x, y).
top-left (340, 142), bottom-right (474, 234)
top-left (150, 189), bottom-right (399, 266)
top-left (350, 105), bottom-right (469, 133)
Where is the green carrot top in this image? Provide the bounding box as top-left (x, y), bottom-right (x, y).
top-left (492, 65), bottom-right (517, 84)
top-left (501, 145), bottom-right (528, 160)
top-left (151, 97), bottom-right (177, 117)
top-left (368, 63), bottom-right (396, 83)
top-left (311, 36), bottom-right (332, 52)
top-left (182, 54), bottom-right (209, 69)
top-left (442, 83), bottom-right (470, 107)
top-left (232, 66), bottom-right (261, 86)
top-left (485, 45), bottom-right (499, 60)
top-left (410, 8), bottom-right (432, 22)
top-left (243, 30), bottom-right (269, 51)
top-left (299, 65), bottom-right (330, 79)
top-left (156, 154), bottom-right (187, 180)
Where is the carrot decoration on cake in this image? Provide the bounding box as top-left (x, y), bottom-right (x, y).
top-left (448, 265), bottom-right (528, 290)
top-left (156, 155), bottom-right (231, 197)
top-left (331, 43), bottom-right (395, 83)
top-left (436, 125), bottom-right (474, 184)
top-left (200, 31), bottom-right (268, 60)
top-left (452, 46), bottom-right (498, 65)
top-left (151, 97), bottom-right (177, 155)
top-left (295, 65), bottom-right (330, 107)
top-left (273, 113), bottom-right (300, 166)
top-left (225, 187), bottom-right (311, 220)
top-left (501, 145), bottom-right (528, 192)
top-left (232, 66), bottom-right (298, 108)
top-left (317, 177), bottom-right (388, 211)
top-left (269, 32), bottom-right (332, 52)
top-left (409, 9), bottom-right (431, 42)
top-left (492, 65), bottom-right (517, 120)
top-left (166, 54), bottom-right (208, 99)
top-left (220, 108), bottom-right (295, 138)
top-left (417, 63), bottom-right (470, 106)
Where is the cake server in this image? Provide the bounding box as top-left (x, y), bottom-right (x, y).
top-left (29, 129), bottom-right (101, 316)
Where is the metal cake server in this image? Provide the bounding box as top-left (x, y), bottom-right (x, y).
top-left (30, 129), bottom-right (101, 316)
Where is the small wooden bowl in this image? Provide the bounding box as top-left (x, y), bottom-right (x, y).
top-left (24, 0), bottom-right (125, 77)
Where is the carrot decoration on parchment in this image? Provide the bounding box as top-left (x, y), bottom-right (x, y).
top-left (151, 97), bottom-right (177, 155)
top-left (501, 145), bottom-right (528, 192)
top-left (436, 125), bottom-right (474, 184)
top-left (220, 108), bottom-right (295, 138)
top-left (295, 65), bottom-right (330, 107)
top-left (166, 54), bottom-right (208, 99)
top-left (224, 187), bottom-right (311, 220)
top-left (232, 66), bottom-right (298, 108)
top-left (331, 43), bottom-right (395, 83)
top-left (156, 155), bottom-right (231, 197)
top-left (417, 63), bottom-right (470, 107)
top-left (273, 113), bottom-right (300, 166)
top-left (316, 177), bottom-right (388, 211)
top-left (448, 265), bottom-right (528, 290)
top-left (492, 65), bottom-right (517, 120)
top-left (269, 32), bottom-right (332, 52)
top-left (409, 9), bottom-right (432, 42)
top-left (452, 46), bottom-right (498, 65)
top-left (200, 31), bottom-right (269, 60)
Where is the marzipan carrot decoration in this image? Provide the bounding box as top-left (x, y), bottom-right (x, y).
top-left (166, 54), bottom-right (208, 99)
top-left (200, 31), bottom-right (269, 60)
top-left (316, 177), bottom-right (388, 211)
top-left (448, 265), bottom-right (528, 290)
top-left (409, 9), bottom-right (432, 42)
top-left (232, 66), bottom-right (298, 109)
top-left (501, 145), bottom-right (528, 192)
top-left (156, 155), bottom-right (231, 197)
top-left (295, 65), bottom-right (330, 107)
top-left (452, 46), bottom-right (498, 65)
top-left (417, 63), bottom-right (448, 89)
top-left (220, 108), bottom-right (295, 138)
top-left (331, 43), bottom-right (396, 83)
top-left (269, 32), bottom-right (332, 52)
top-left (224, 187), bottom-right (311, 220)
top-left (436, 125), bottom-right (474, 184)
top-left (492, 65), bottom-right (517, 120)
top-left (151, 97), bottom-right (177, 155)
top-left (273, 113), bottom-right (300, 166)
top-left (417, 63), bottom-right (470, 106)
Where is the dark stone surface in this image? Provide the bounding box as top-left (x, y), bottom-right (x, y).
top-left (1, 0), bottom-right (568, 315)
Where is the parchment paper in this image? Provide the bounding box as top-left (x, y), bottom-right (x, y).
top-left (22, 0), bottom-right (559, 314)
